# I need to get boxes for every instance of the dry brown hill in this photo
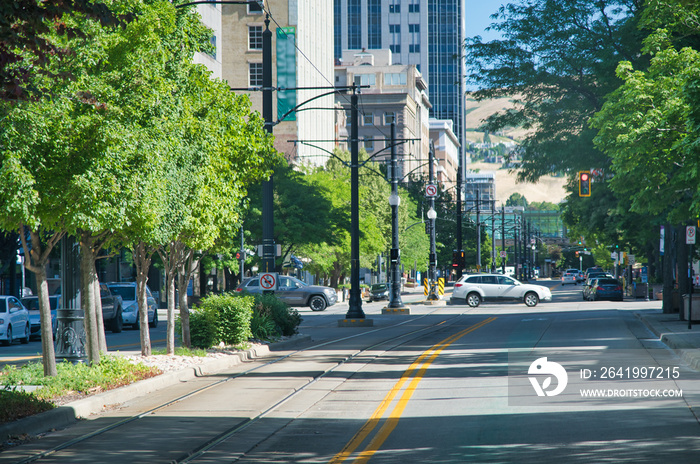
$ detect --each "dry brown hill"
[463,95,567,204]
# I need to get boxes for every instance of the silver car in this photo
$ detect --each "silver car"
[0,296,30,345]
[105,283,158,329]
[451,273,553,308]
[236,275,337,311]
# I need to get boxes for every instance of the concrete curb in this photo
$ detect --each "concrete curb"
[635,312,700,372]
[0,335,310,441]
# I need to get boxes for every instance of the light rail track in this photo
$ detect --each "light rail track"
[11,308,481,464]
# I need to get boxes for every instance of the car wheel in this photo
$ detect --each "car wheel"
[309,295,328,312]
[3,326,12,346]
[149,309,158,328]
[20,324,29,344]
[111,309,123,333]
[466,292,481,308]
[524,292,539,307]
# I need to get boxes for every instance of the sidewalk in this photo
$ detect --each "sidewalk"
[636,310,700,371]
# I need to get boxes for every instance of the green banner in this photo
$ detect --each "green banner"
[277,27,296,121]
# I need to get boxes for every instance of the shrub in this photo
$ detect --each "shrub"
[191,293,254,348]
[253,293,302,338]
[187,305,219,349]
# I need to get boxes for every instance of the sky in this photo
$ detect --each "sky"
[465,1,506,43]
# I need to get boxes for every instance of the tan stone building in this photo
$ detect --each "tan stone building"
[334,49,431,182]
[221,1,335,165]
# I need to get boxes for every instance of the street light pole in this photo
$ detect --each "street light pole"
[427,141,439,300]
[345,88,366,319]
[388,122,405,308]
[261,14,275,274]
[476,189,481,272]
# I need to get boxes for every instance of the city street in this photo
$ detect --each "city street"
[1,282,699,463]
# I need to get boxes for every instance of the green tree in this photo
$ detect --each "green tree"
[465,0,645,182]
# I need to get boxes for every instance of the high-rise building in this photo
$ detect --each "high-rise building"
[334,0,465,151]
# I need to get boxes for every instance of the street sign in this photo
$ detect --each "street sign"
[687,226,696,245]
[425,184,437,197]
[500,250,507,258]
[259,272,278,291]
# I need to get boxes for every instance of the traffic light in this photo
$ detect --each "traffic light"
[235,251,243,260]
[578,171,591,197]
[452,250,465,269]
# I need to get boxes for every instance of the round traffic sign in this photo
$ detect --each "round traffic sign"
[260,273,277,290]
[426,184,437,197]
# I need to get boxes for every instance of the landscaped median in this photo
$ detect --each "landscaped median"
[0,291,305,447]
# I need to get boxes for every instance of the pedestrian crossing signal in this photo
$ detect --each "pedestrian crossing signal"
[578,171,591,197]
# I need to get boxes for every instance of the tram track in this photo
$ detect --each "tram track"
[9,307,483,464]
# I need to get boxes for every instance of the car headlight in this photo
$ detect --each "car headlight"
[124,302,137,313]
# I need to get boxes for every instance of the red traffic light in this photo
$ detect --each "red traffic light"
[235,252,242,260]
[580,173,588,181]
[578,171,591,197]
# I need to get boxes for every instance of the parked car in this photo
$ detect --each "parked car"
[105,282,157,329]
[561,272,577,285]
[0,296,30,345]
[588,278,624,301]
[368,283,390,302]
[235,275,338,311]
[450,274,552,308]
[99,284,124,333]
[21,295,59,340]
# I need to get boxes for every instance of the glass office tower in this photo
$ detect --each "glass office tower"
[334,0,465,147]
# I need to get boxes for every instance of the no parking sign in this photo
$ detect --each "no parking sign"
[259,272,278,291]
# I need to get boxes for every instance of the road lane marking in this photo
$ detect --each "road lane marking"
[329,317,497,464]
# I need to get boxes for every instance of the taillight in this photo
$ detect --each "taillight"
[455,283,463,288]
[615,286,622,291]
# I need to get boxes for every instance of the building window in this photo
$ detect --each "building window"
[249,25,263,50]
[390,24,401,55]
[367,0,381,49]
[249,62,263,87]
[248,1,263,14]
[389,1,400,13]
[384,112,396,125]
[385,73,406,86]
[408,1,419,13]
[409,24,420,54]
[363,113,373,125]
[348,0,361,49]
[355,73,376,87]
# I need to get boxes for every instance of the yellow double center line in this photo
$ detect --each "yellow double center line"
[329,317,497,464]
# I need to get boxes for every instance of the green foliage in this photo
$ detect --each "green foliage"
[184,305,220,349]
[194,293,254,347]
[253,293,302,337]
[0,357,159,402]
[0,388,55,423]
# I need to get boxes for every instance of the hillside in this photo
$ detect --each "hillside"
[463,96,567,204]
[464,96,529,141]
[467,161,568,205]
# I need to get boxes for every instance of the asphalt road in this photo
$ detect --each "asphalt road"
[2,283,699,463]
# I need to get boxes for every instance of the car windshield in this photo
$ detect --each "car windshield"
[0,300,5,313]
[371,284,388,291]
[108,286,136,301]
[598,279,620,285]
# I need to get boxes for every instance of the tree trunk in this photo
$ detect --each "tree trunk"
[157,240,183,356]
[132,241,153,356]
[177,248,200,348]
[79,231,100,365]
[93,276,107,353]
[22,229,59,376]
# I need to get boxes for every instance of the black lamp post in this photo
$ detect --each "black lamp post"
[387,123,405,309]
[426,141,439,300]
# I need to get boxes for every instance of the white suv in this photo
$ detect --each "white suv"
[451,274,553,308]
